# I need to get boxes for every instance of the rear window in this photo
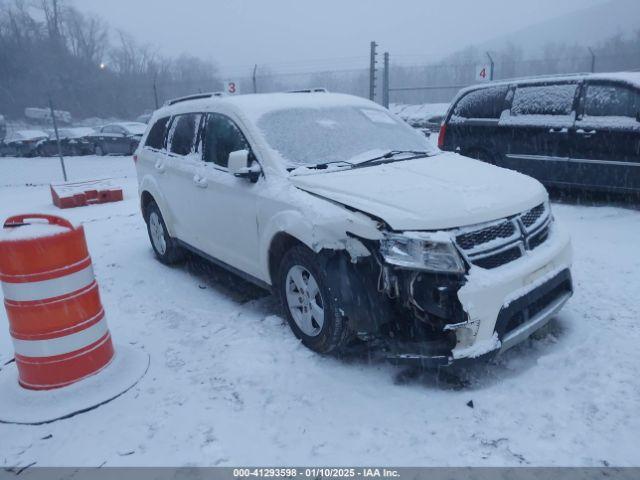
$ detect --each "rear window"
[584,84,640,117]
[145,117,169,149]
[453,86,508,119]
[511,83,577,116]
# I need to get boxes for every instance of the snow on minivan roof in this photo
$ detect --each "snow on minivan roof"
[157,92,384,123]
[454,71,640,98]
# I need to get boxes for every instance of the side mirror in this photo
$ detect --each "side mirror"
[228,149,262,182]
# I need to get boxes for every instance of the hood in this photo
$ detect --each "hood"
[289,152,547,231]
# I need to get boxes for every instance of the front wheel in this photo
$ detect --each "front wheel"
[145,201,184,265]
[277,246,352,354]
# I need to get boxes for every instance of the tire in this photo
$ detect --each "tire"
[144,201,184,265]
[277,245,352,354]
[95,144,105,156]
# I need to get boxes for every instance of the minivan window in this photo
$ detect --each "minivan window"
[453,86,508,119]
[511,83,577,116]
[201,113,249,168]
[145,117,169,150]
[168,113,202,156]
[584,84,639,117]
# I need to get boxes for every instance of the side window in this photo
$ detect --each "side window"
[584,84,639,118]
[201,113,249,168]
[101,125,114,134]
[453,86,508,119]
[145,117,170,149]
[168,113,202,156]
[511,83,578,116]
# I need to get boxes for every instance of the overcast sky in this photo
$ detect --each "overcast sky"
[73,0,608,76]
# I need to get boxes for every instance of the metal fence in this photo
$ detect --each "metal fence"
[385,51,640,106]
[4,50,640,131]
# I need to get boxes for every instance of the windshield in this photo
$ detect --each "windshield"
[256,106,436,167]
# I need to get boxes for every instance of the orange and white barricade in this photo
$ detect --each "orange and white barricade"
[0,214,148,425]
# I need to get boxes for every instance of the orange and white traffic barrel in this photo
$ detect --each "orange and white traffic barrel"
[0,214,114,390]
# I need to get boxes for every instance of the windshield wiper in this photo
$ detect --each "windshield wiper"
[353,150,431,167]
[287,150,432,173]
[287,160,353,172]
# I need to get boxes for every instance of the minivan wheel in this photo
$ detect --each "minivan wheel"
[145,201,184,264]
[277,246,352,354]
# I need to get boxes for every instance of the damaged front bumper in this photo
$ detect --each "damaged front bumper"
[383,223,573,366]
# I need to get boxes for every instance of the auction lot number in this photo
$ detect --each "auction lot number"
[233,468,400,478]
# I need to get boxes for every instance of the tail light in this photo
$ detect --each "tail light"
[437,123,447,150]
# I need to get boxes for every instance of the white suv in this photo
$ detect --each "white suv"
[135,91,573,365]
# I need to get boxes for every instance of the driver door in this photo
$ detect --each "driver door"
[193,113,262,278]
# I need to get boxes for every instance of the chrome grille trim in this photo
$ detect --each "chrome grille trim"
[454,202,551,269]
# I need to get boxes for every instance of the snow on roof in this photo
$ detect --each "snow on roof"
[5,129,49,142]
[58,127,96,138]
[158,92,383,123]
[455,71,640,98]
[390,103,450,123]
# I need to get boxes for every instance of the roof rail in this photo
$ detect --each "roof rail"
[496,72,591,83]
[287,88,329,93]
[164,92,225,106]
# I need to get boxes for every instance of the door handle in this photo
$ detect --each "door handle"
[193,174,208,188]
[154,161,165,173]
[576,128,597,136]
[548,127,568,133]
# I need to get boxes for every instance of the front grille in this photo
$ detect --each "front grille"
[472,246,522,269]
[455,220,516,251]
[521,204,545,229]
[453,202,551,270]
[528,228,549,250]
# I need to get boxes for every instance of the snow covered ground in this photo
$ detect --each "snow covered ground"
[0,154,639,467]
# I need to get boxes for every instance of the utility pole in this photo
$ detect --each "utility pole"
[153,73,159,109]
[48,95,67,182]
[369,41,378,101]
[382,52,390,108]
[588,47,596,73]
[252,64,258,93]
[486,51,495,81]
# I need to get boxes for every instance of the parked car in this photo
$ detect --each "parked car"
[136,112,153,124]
[0,129,49,157]
[0,115,6,143]
[36,127,97,157]
[135,91,573,366]
[93,122,147,155]
[439,72,640,194]
[391,102,450,134]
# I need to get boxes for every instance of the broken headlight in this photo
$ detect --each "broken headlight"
[380,231,465,273]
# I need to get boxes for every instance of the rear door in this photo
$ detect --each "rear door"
[571,81,640,192]
[446,85,509,162]
[499,81,578,186]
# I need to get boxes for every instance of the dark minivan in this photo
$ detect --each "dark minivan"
[439,72,640,194]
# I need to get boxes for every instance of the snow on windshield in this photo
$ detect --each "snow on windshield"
[256,106,435,166]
